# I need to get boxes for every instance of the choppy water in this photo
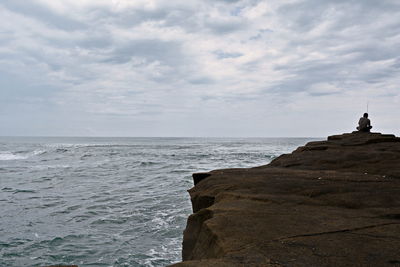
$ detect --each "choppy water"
[0,137,315,267]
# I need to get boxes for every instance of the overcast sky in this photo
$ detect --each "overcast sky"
[1,0,399,137]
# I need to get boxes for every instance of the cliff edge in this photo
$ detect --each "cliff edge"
[171,132,400,267]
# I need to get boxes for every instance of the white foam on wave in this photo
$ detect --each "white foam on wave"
[45,143,117,149]
[0,150,46,161]
[0,152,28,161]
[32,150,46,156]
[45,143,75,149]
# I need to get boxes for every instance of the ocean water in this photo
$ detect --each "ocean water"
[0,137,315,267]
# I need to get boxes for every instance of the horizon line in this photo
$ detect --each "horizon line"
[0,135,323,139]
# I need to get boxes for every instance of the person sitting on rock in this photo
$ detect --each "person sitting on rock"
[357,113,372,132]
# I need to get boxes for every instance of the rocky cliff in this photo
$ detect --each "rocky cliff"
[171,132,400,267]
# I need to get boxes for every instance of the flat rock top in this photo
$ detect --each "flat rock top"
[269,131,400,178]
[172,132,400,267]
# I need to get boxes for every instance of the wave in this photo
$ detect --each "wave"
[31,164,71,170]
[0,150,46,161]
[140,161,160,166]
[0,152,28,161]
[12,189,37,194]
[46,143,140,149]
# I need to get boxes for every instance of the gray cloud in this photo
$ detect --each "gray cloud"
[106,39,183,65]
[1,0,86,31]
[0,0,399,136]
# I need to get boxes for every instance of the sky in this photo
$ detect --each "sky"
[1,0,399,137]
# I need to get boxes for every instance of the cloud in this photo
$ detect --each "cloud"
[0,0,399,136]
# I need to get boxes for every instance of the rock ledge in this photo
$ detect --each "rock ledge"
[171,132,400,267]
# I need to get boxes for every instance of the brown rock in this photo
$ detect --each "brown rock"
[171,132,400,266]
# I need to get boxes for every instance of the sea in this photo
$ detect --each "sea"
[0,137,316,267]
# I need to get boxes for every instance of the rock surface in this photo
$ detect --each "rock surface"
[171,132,400,267]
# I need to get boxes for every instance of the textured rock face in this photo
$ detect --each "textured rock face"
[171,132,400,267]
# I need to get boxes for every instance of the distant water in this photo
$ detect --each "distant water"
[0,137,315,267]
